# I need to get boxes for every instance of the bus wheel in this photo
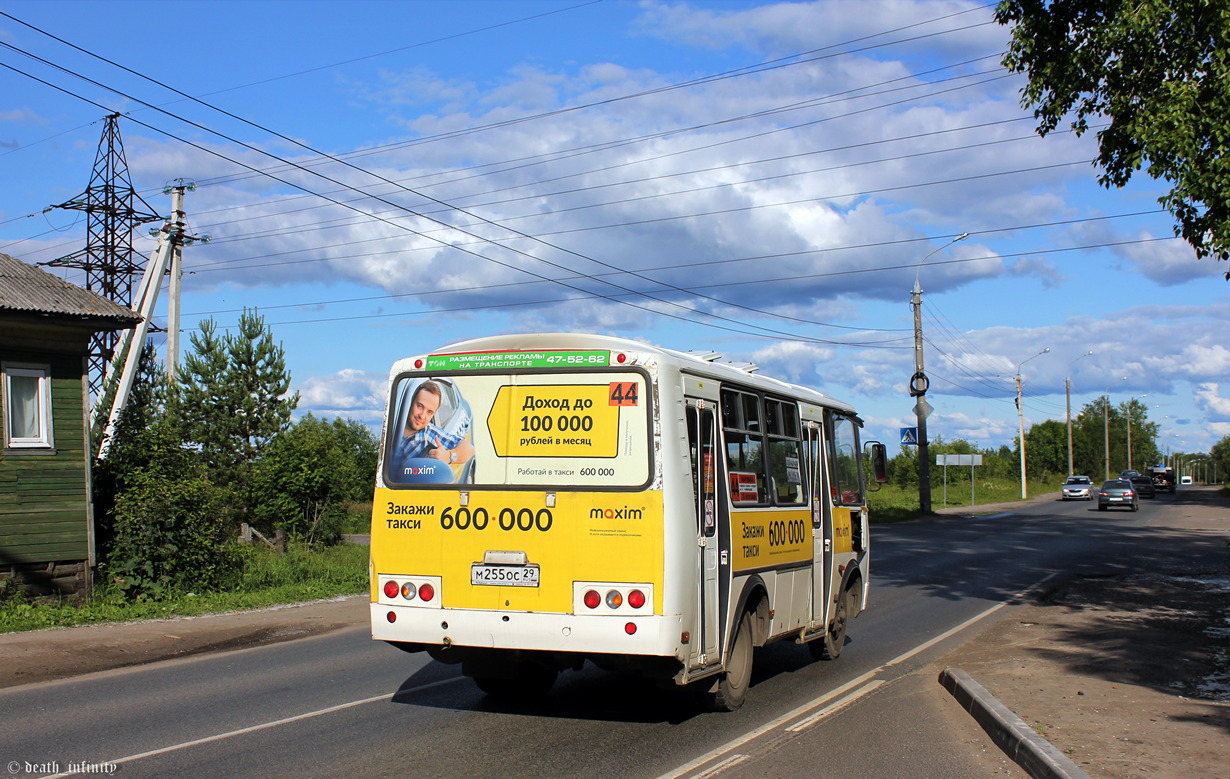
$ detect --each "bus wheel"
[474,663,558,700]
[812,586,851,661]
[707,612,754,711]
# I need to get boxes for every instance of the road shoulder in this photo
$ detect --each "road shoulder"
[0,594,368,690]
[935,487,1230,778]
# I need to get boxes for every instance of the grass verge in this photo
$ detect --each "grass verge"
[0,542,368,634]
[869,477,1062,522]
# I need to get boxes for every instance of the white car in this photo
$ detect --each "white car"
[1180,476,1194,485]
[1062,475,1095,500]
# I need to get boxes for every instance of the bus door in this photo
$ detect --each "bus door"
[805,420,833,626]
[687,400,722,663]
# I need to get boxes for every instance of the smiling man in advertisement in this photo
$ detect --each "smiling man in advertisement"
[389,378,475,484]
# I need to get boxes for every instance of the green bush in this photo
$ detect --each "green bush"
[251,414,377,545]
[104,465,241,600]
[1,542,369,633]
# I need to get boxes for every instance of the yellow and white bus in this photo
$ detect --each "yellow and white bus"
[370,333,886,710]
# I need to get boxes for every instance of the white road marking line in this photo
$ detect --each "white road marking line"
[785,680,885,732]
[689,754,750,779]
[655,672,882,779]
[659,572,1056,779]
[40,677,465,779]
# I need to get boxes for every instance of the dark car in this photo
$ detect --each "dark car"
[1098,479,1139,511]
[1061,475,1094,500]
[1129,475,1156,498]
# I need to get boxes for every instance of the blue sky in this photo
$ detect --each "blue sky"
[2,0,1227,457]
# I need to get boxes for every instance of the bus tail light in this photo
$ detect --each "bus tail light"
[625,622,637,635]
[574,583,653,614]
[378,575,441,608]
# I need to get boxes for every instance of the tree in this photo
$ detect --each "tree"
[251,414,377,545]
[1210,436,1230,482]
[996,0,1230,277]
[92,342,241,599]
[93,342,170,562]
[1024,419,1067,478]
[1121,397,1161,469]
[179,309,299,495]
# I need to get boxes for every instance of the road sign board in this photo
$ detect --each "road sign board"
[936,454,983,466]
[900,427,918,445]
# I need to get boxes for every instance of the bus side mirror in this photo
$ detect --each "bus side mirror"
[866,441,888,484]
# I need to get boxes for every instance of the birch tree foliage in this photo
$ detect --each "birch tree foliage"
[996,0,1230,277]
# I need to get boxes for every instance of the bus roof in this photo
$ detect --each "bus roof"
[400,332,857,415]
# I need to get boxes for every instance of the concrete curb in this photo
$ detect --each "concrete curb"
[939,667,1091,779]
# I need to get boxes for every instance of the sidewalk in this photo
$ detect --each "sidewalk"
[933,486,1230,778]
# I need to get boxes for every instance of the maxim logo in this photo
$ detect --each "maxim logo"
[590,507,644,520]
[403,465,438,475]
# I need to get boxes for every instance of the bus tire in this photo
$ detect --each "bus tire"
[473,663,557,700]
[812,585,852,661]
[707,612,754,712]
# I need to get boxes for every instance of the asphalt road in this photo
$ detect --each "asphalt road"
[0,492,1171,779]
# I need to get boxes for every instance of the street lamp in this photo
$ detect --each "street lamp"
[1065,351,1094,476]
[1015,347,1051,499]
[910,231,969,513]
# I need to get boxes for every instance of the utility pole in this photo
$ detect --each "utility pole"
[910,232,967,514]
[42,114,162,401]
[94,185,205,458]
[1066,351,1093,476]
[1015,347,1050,499]
[1103,397,1111,481]
[162,180,206,384]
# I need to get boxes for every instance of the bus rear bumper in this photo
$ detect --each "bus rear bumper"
[371,602,685,660]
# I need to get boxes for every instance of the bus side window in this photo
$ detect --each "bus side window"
[722,388,767,504]
[766,399,804,505]
[725,430,766,504]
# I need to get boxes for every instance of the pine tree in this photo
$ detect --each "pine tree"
[179,309,298,499]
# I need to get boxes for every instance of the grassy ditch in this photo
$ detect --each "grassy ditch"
[869,477,1062,522]
[0,542,369,634]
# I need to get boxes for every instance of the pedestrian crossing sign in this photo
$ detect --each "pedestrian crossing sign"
[900,427,918,445]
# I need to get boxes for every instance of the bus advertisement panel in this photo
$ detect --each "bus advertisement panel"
[382,369,650,490]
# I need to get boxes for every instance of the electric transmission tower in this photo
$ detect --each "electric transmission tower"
[44,113,163,399]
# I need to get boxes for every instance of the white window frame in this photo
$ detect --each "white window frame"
[3,362,54,449]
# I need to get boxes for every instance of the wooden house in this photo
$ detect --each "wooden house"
[0,253,141,599]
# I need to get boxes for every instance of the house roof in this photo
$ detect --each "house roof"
[0,253,142,325]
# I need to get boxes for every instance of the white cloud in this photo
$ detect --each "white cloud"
[1117,232,1221,285]
[750,340,835,382]
[1194,383,1230,421]
[296,368,387,423]
[1174,345,1230,377]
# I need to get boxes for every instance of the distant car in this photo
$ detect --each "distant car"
[1119,470,1141,479]
[1129,475,1156,498]
[1098,479,1139,511]
[1180,475,1194,485]
[1062,475,1095,500]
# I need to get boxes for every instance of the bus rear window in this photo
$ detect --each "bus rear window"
[383,371,651,489]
